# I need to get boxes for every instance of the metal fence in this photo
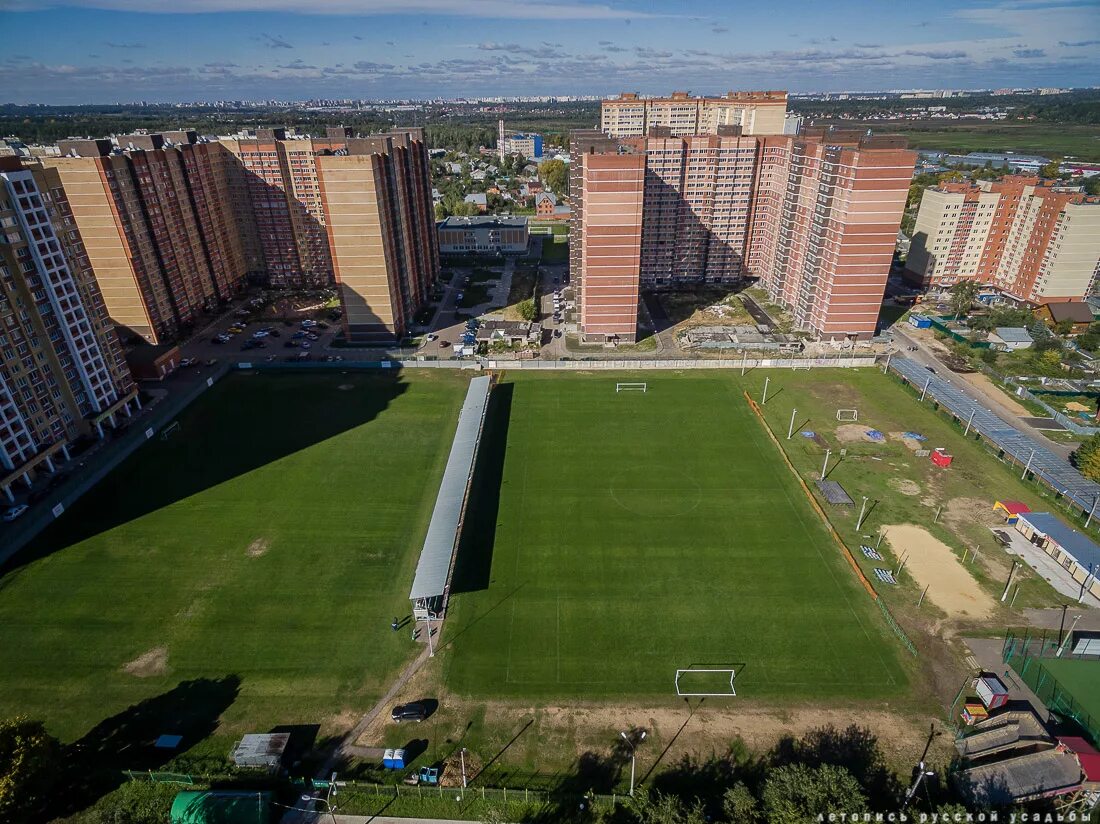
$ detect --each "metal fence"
[979,366,1100,436]
[888,357,1100,514]
[335,780,622,810]
[1002,632,1100,746]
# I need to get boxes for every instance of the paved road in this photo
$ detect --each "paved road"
[892,326,1074,460]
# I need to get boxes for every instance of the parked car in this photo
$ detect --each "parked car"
[426,334,438,342]
[301,342,311,349]
[252,330,269,339]
[284,340,298,348]
[179,358,197,368]
[439,341,451,348]
[211,337,226,345]
[554,329,562,338]
[268,329,281,338]
[291,331,306,339]
[2,504,29,522]
[205,359,218,366]
[390,702,429,723]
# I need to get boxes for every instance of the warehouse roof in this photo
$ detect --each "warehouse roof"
[440,216,528,229]
[409,376,491,602]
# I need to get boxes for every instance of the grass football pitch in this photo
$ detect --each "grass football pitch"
[443,372,911,701]
[0,370,467,743]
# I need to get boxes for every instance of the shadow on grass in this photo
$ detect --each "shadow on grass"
[450,381,513,595]
[53,675,242,818]
[2,369,411,577]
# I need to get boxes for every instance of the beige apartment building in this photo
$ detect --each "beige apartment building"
[0,157,136,503]
[601,91,789,138]
[37,126,437,344]
[570,126,915,342]
[906,176,1100,303]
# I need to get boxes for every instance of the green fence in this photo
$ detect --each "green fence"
[1002,632,1100,747]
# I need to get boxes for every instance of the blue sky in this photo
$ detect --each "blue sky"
[1,0,1098,103]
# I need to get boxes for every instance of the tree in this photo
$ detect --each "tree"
[948,281,981,320]
[0,717,61,822]
[1054,319,1074,336]
[1039,157,1063,179]
[722,782,760,824]
[434,202,449,221]
[538,158,568,195]
[761,763,867,824]
[1072,433,1100,481]
[518,298,537,321]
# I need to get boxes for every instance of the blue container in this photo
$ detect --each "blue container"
[382,748,395,769]
[392,748,406,770]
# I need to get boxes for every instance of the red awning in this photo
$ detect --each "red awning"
[997,500,1032,515]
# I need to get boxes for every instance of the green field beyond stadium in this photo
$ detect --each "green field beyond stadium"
[0,370,467,742]
[443,373,910,701]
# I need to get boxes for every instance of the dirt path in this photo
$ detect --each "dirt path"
[965,371,1034,418]
[884,524,994,619]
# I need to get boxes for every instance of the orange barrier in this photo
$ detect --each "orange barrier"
[743,391,880,601]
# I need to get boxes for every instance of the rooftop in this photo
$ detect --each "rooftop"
[1018,512,1100,571]
[1040,301,1094,323]
[993,327,1034,343]
[440,216,527,229]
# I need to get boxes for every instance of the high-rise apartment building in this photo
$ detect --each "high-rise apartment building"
[570,126,915,342]
[40,126,437,345]
[0,157,137,502]
[905,176,1100,303]
[601,91,789,138]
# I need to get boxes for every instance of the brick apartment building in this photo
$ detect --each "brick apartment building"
[38,126,437,344]
[905,176,1100,304]
[569,126,915,342]
[0,157,137,503]
[601,91,789,138]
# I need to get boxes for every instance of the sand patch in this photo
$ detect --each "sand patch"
[247,537,270,557]
[123,646,168,677]
[966,372,1034,418]
[835,424,884,444]
[884,524,994,619]
[888,478,921,496]
[889,432,926,452]
[944,497,1000,529]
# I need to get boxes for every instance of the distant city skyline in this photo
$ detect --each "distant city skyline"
[2,0,1099,104]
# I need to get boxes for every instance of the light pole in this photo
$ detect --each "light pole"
[300,771,339,824]
[821,448,831,481]
[762,376,770,405]
[857,496,869,530]
[788,408,797,440]
[620,729,647,796]
[460,747,468,789]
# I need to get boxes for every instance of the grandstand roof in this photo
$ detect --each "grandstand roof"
[409,376,491,602]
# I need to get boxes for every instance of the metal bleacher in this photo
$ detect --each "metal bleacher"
[889,357,1100,512]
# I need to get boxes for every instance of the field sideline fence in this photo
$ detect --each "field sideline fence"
[1002,631,1100,746]
[741,390,919,657]
[235,356,878,372]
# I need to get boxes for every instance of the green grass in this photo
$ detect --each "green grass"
[0,371,468,744]
[864,123,1100,162]
[1034,657,1100,724]
[459,283,493,308]
[540,238,568,263]
[442,372,911,701]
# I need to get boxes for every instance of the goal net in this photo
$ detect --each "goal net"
[160,421,181,440]
[836,409,858,422]
[616,383,647,393]
[675,668,737,697]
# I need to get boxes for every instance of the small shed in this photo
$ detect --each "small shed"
[989,327,1034,351]
[170,791,271,824]
[909,314,932,329]
[931,448,954,468]
[231,733,289,771]
[976,674,1010,710]
[993,500,1031,524]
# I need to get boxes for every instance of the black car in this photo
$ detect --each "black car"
[269,329,282,338]
[391,702,428,723]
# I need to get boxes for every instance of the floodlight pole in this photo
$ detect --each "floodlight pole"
[857,496,869,530]
[762,377,770,405]
[787,408,797,440]
[920,378,930,402]
[620,730,646,796]
[1021,449,1034,480]
[460,748,468,789]
[1000,559,1020,602]
[1087,495,1099,529]
[1056,614,1082,656]
[741,350,747,376]
[821,449,831,481]
[1079,564,1096,604]
[883,353,891,374]
[964,410,975,437]
[424,613,435,657]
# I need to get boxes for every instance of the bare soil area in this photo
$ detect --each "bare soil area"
[247,537,270,557]
[884,524,994,619]
[835,424,884,445]
[888,478,921,496]
[122,645,169,677]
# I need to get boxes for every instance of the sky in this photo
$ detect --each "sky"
[1,0,1098,104]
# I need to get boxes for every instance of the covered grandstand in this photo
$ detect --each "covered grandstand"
[409,375,492,619]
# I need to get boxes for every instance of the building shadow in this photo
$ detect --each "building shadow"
[51,675,242,818]
[2,368,410,576]
[449,381,513,594]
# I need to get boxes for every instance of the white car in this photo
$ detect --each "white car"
[252,330,269,339]
[3,504,29,522]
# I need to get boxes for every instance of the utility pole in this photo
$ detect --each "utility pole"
[788,408,797,440]
[883,352,891,374]
[1057,614,1081,656]
[1087,495,1099,529]
[1079,564,1096,604]
[902,724,938,809]
[1057,604,1069,648]
[741,350,747,376]
[1001,559,1020,602]
[964,410,975,437]
[821,448,831,481]
[460,748,468,789]
[920,378,930,402]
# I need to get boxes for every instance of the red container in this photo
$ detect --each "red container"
[931,448,953,468]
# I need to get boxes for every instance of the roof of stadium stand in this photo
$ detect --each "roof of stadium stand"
[409,375,491,601]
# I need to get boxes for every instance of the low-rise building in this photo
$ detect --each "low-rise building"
[463,193,488,213]
[1014,512,1100,602]
[988,327,1034,351]
[438,216,528,254]
[475,319,542,345]
[1035,300,1094,333]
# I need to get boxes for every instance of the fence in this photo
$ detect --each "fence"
[0,362,233,568]
[1002,632,1100,747]
[485,355,878,370]
[334,779,621,810]
[979,365,1100,436]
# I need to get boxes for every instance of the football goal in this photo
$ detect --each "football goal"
[836,409,859,422]
[616,383,647,393]
[160,421,181,440]
[674,667,737,697]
